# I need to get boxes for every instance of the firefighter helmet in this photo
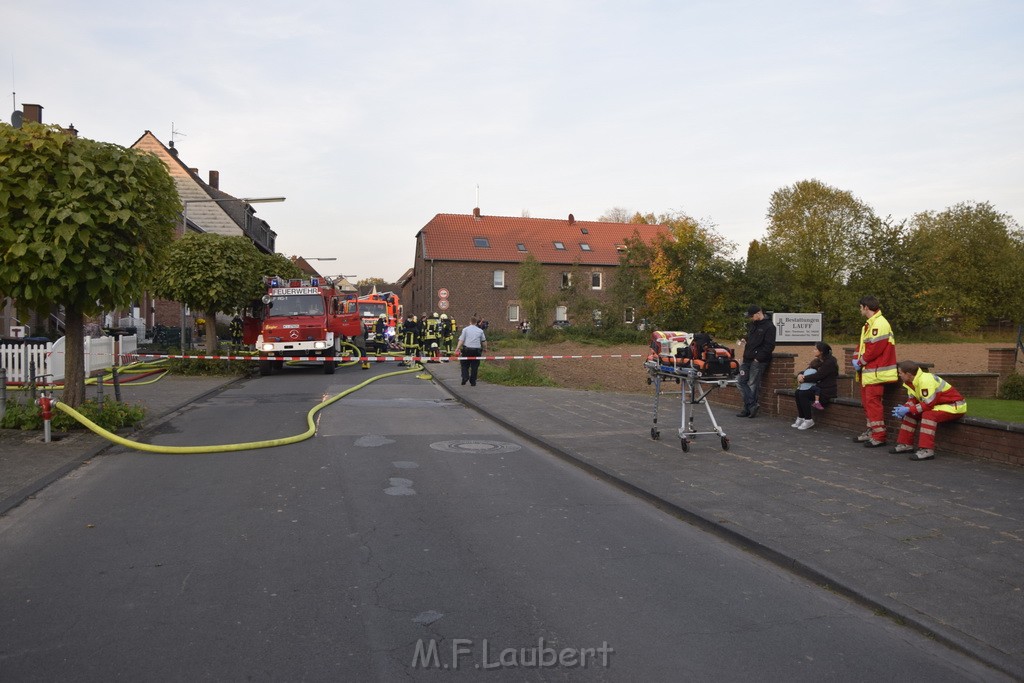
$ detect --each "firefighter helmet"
[440,314,448,320]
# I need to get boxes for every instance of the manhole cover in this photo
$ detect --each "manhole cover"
[429,440,522,454]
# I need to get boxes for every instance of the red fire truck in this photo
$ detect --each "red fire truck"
[340,291,402,349]
[253,276,364,375]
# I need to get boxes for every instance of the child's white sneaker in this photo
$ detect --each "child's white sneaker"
[798,419,815,430]
[791,418,805,428]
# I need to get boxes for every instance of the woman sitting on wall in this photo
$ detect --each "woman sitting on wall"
[792,341,839,430]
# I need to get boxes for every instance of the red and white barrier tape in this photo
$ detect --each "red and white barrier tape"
[134,353,647,362]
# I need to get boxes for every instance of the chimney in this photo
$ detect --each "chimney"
[568,213,575,225]
[209,170,220,189]
[472,207,481,219]
[23,104,43,124]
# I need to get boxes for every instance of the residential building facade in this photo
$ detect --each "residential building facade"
[409,210,667,332]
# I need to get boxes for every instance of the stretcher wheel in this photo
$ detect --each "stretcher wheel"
[650,427,660,440]
[680,438,689,452]
[721,436,730,451]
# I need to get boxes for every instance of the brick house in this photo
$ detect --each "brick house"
[409,210,668,332]
[129,132,280,333]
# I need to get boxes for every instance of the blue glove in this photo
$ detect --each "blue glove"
[892,405,910,419]
[851,358,862,371]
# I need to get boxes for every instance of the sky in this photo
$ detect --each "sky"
[4,0,1022,282]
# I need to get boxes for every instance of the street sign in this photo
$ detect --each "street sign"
[438,299,450,310]
[438,288,449,300]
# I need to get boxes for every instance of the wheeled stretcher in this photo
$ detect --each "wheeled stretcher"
[645,331,740,452]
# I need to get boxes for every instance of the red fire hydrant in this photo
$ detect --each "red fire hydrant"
[37,395,53,443]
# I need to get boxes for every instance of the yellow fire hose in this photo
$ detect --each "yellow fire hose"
[53,362,424,454]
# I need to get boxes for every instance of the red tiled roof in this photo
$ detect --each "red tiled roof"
[418,213,668,265]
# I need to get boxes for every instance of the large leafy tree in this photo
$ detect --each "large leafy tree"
[0,123,179,406]
[762,179,879,325]
[908,201,1024,331]
[156,233,267,353]
[638,212,737,333]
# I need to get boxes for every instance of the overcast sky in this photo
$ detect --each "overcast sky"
[5,1,1022,281]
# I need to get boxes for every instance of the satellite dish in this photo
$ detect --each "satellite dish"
[11,110,23,128]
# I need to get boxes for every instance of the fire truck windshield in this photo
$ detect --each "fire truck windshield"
[268,294,325,317]
[359,303,387,318]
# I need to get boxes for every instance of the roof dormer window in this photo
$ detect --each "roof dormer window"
[580,243,592,251]
[553,241,566,250]
[473,237,490,248]
[516,243,527,252]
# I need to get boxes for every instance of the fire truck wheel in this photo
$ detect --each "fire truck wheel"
[324,358,336,374]
[259,359,273,376]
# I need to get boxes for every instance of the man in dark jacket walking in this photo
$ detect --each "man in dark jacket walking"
[737,305,777,418]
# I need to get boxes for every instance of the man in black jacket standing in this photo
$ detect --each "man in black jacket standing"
[737,305,777,418]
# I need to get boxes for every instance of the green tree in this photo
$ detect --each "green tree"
[908,201,1024,331]
[156,234,266,352]
[518,253,551,337]
[641,212,737,333]
[762,179,879,326]
[0,123,179,406]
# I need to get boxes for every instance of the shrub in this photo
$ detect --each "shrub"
[1,396,146,432]
[169,356,251,376]
[998,373,1024,401]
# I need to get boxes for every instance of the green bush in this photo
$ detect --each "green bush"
[998,373,1024,401]
[478,360,558,387]
[169,356,251,376]
[1,396,146,432]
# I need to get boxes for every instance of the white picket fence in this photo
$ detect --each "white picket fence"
[1,334,139,383]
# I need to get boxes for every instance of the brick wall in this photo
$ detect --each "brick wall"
[410,252,623,332]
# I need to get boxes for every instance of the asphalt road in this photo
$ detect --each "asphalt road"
[0,365,1005,681]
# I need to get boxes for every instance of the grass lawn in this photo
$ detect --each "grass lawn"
[966,398,1024,424]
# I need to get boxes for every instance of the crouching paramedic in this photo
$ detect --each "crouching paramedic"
[889,360,967,461]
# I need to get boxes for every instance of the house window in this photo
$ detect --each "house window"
[591,272,602,290]
[553,241,566,250]
[624,307,636,324]
[561,272,572,289]
[555,305,568,322]
[474,237,490,248]
[580,243,592,251]
[493,270,506,288]
[508,304,520,322]
[516,243,527,252]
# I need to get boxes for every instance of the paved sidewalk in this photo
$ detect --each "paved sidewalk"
[2,365,1022,677]
[426,362,1024,679]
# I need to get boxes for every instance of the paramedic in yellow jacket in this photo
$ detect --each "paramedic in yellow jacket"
[889,360,967,461]
[852,295,898,448]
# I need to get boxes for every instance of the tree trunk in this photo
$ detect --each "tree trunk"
[206,310,219,354]
[62,308,86,407]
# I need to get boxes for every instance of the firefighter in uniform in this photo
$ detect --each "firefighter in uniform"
[852,295,898,447]
[439,313,453,360]
[889,360,967,461]
[422,313,441,362]
[374,314,388,357]
[401,315,419,359]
